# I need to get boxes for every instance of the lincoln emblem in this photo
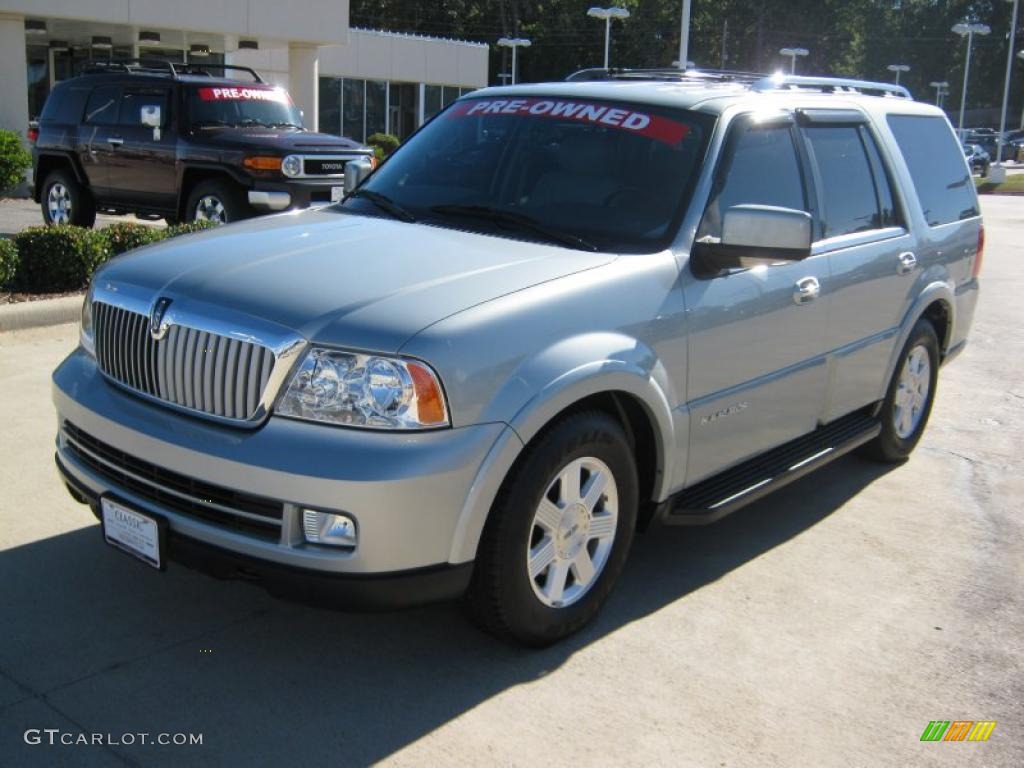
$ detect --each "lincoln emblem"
[150,297,173,340]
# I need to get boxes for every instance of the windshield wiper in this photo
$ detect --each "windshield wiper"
[192,119,230,129]
[429,204,598,252]
[348,189,416,223]
[270,122,304,130]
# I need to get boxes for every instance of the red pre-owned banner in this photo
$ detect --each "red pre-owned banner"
[196,87,291,104]
[446,98,690,145]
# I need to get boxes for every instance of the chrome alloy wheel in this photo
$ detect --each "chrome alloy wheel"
[527,456,618,608]
[194,195,227,224]
[893,344,931,439]
[47,183,72,224]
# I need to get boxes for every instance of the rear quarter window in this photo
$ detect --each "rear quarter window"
[887,115,979,226]
[40,85,90,125]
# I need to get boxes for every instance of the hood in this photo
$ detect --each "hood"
[197,129,366,153]
[95,209,616,352]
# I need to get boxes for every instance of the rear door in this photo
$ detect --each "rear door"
[796,111,917,420]
[683,113,831,483]
[105,86,177,210]
[77,84,121,194]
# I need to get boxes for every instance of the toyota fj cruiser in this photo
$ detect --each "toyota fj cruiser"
[32,60,373,226]
[52,70,981,646]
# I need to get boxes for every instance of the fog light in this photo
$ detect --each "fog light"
[302,509,357,547]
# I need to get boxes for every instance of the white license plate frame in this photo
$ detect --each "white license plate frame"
[101,497,166,570]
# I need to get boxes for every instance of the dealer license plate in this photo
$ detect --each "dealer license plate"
[331,186,344,202]
[101,497,163,570]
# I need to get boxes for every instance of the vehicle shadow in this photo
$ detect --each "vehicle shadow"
[0,454,894,766]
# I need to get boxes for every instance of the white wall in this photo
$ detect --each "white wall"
[0,14,29,134]
[0,0,348,45]
[319,29,488,88]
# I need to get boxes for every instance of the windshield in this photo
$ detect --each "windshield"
[187,85,303,128]
[341,96,712,253]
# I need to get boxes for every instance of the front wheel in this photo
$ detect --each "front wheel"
[860,319,940,463]
[185,179,249,225]
[466,411,638,646]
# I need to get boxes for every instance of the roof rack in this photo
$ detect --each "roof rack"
[77,59,264,83]
[753,74,911,99]
[565,67,913,100]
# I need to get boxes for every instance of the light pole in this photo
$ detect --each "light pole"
[991,0,1020,181]
[930,80,950,107]
[1019,50,1024,129]
[678,0,692,70]
[887,63,910,84]
[587,7,630,69]
[779,47,809,74]
[952,22,991,140]
[497,37,532,85]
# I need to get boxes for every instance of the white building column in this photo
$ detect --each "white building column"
[0,13,29,135]
[288,43,320,132]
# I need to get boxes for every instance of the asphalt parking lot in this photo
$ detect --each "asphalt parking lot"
[0,197,1021,767]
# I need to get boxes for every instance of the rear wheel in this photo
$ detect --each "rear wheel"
[40,169,96,227]
[466,411,638,646]
[185,179,249,225]
[860,319,940,463]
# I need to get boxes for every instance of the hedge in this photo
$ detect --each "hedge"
[0,129,32,196]
[0,238,17,289]
[367,133,400,163]
[3,219,218,293]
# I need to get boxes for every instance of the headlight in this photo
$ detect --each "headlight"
[281,154,302,178]
[276,348,449,429]
[80,287,94,356]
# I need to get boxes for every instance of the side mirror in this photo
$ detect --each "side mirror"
[140,105,161,128]
[343,156,374,195]
[694,204,812,274]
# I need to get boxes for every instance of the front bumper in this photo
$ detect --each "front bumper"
[249,179,346,211]
[52,348,508,601]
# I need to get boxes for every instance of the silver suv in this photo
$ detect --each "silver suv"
[53,72,982,646]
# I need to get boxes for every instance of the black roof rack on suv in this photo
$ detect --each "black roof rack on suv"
[77,59,264,83]
[565,67,912,99]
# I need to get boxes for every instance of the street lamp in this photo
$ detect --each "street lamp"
[1019,50,1024,130]
[952,22,991,140]
[930,80,949,107]
[887,63,910,84]
[991,0,1020,181]
[679,0,692,71]
[779,47,809,74]
[497,37,532,85]
[587,7,630,69]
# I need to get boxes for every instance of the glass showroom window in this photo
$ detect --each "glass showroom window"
[342,78,365,141]
[319,76,342,136]
[424,85,443,121]
[366,80,387,138]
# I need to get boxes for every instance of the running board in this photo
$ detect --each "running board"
[663,410,881,526]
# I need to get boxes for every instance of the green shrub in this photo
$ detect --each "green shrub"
[367,133,400,162]
[0,129,32,196]
[165,220,218,238]
[101,222,165,255]
[0,238,18,289]
[11,225,111,292]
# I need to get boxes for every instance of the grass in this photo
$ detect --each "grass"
[975,172,1024,195]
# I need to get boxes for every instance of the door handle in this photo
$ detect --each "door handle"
[107,137,124,146]
[897,251,917,274]
[793,276,820,305]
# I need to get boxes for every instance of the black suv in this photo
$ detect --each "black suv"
[32,60,374,227]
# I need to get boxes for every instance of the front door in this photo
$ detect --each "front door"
[105,86,177,211]
[683,114,830,483]
[77,84,122,195]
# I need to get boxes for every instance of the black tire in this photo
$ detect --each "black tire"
[184,179,250,225]
[39,168,96,227]
[465,410,638,647]
[860,319,940,463]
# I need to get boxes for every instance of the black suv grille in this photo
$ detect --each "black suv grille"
[62,421,283,540]
[303,158,349,175]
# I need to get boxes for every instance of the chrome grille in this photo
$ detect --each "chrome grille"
[93,302,276,421]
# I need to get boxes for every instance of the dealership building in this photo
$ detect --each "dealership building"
[0,1,489,143]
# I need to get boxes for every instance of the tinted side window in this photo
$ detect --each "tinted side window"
[40,85,90,124]
[119,88,170,127]
[699,122,806,238]
[887,115,979,226]
[805,125,882,238]
[84,86,121,126]
[860,127,900,229]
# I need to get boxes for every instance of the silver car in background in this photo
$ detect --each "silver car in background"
[53,72,981,646]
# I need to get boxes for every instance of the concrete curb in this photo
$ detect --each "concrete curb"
[0,294,83,333]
